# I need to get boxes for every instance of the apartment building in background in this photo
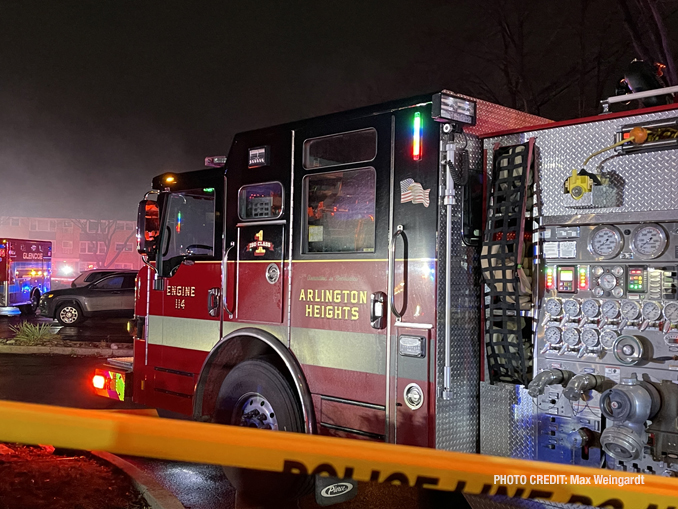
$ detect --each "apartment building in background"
[0,216,141,288]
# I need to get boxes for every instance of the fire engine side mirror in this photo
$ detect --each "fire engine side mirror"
[370,291,387,329]
[137,199,160,257]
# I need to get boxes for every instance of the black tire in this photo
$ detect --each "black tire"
[20,290,41,315]
[214,359,311,504]
[56,302,85,326]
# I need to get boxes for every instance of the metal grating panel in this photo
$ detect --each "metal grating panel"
[435,133,482,452]
[480,382,535,460]
[484,110,678,220]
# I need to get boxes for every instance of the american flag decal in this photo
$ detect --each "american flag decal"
[400,178,430,207]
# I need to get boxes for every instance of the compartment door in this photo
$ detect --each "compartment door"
[236,222,285,324]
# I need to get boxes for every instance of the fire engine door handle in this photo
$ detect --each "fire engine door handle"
[207,288,220,317]
[370,291,386,329]
[222,241,235,319]
[389,225,406,320]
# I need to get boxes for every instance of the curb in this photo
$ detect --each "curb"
[0,344,133,356]
[92,451,186,509]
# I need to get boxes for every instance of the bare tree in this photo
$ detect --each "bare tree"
[460,0,636,117]
[618,0,678,85]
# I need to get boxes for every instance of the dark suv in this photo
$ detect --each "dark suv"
[39,272,136,326]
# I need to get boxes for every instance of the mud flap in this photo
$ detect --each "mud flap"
[314,475,358,506]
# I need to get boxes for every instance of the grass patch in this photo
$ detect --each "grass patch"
[8,322,60,345]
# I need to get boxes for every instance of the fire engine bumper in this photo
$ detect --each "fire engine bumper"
[93,360,133,401]
[0,307,21,316]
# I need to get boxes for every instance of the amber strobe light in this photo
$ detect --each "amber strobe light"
[412,112,422,160]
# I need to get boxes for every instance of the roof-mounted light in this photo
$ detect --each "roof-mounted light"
[205,156,227,167]
[432,92,476,127]
[164,175,176,184]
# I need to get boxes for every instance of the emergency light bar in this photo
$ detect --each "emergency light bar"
[205,156,227,167]
[432,92,476,126]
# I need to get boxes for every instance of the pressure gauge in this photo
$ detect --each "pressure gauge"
[562,328,580,346]
[545,327,562,344]
[593,287,605,297]
[581,329,599,348]
[621,301,641,320]
[589,225,624,259]
[611,266,624,277]
[631,224,668,259]
[563,299,580,317]
[642,301,662,321]
[599,273,618,291]
[601,330,618,349]
[664,302,678,324]
[612,287,624,298]
[545,298,562,316]
[592,266,605,277]
[602,300,620,319]
[582,299,600,318]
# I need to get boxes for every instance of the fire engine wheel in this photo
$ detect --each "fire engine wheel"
[56,303,84,326]
[214,358,311,503]
[215,358,304,432]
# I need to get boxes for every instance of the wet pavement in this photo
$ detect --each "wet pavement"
[0,314,131,343]
[122,456,237,509]
[0,354,143,410]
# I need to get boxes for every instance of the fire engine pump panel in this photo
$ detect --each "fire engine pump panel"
[482,107,678,478]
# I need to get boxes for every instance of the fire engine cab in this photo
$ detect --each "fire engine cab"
[0,239,51,315]
[95,91,544,450]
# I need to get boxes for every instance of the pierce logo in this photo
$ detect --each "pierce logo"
[320,482,353,498]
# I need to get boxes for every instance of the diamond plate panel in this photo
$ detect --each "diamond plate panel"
[480,382,535,460]
[484,110,678,219]
[451,91,551,137]
[435,133,482,452]
[466,495,597,509]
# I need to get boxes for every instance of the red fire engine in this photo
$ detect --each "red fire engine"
[0,239,52,315]
[94,91,545,449]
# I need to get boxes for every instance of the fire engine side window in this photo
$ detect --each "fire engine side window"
[303,128,377,170]
[304,168,376,254]
[163,189,215,259]
[238,182,283,220]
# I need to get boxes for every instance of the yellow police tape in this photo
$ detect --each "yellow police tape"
[1,400,677,508]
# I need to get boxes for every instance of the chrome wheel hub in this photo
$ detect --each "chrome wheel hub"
[59,307,78,324]
[235,393,278,430]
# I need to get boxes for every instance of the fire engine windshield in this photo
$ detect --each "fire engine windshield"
[304,167,376,253]
[162,189,216,259]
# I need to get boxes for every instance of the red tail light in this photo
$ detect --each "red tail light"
[92,375,105,390]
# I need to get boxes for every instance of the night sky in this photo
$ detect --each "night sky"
[1,1,676,220]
